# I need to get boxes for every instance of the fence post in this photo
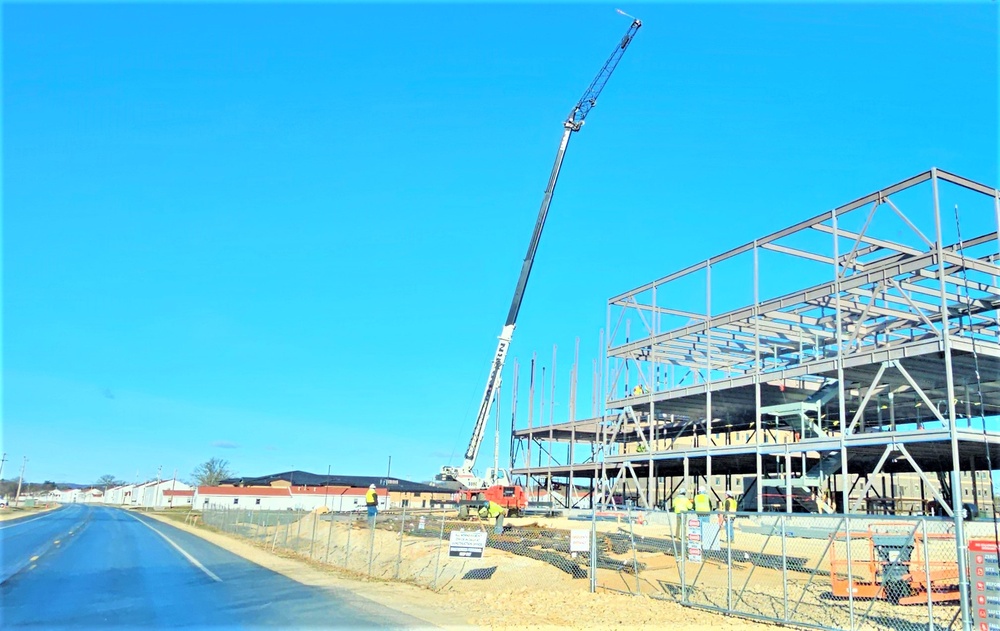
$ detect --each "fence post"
[395,504,407,579]
[845,516,856,631]
[681,515,688,605]
[727,513,733,613]
[325,511,335,564]
[271,516,281,552]
[310,512,318,559]
[780,513,789,623]
[590,499,598,594]
[283,518,290,549]
[295,515,303,552]
[432,513,446,591]
[922,517,934,628]
[626,503,641,595]
[368,510,378,576]
[345,518,353,567]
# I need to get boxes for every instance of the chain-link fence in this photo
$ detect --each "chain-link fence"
[594,508,993,631]
[196,505,596,592]
[192,504,995,631]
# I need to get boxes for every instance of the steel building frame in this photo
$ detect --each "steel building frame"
[512,169,1000,620]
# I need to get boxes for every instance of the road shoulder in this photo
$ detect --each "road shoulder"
[0,504,62,523]
[140,510,473,630]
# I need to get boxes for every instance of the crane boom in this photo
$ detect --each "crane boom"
[440,18,642,488]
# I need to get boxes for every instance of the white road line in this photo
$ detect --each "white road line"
[0,511,60,530]
[124,511,222,582]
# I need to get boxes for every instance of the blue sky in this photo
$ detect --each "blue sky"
[3,3,997,485]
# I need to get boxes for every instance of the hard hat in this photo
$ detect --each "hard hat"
[679,488,686,494]
[482,500,490,508]
[725,491,733,497]
[369,484,376,489]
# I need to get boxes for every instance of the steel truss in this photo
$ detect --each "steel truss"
[511,169,1000,626]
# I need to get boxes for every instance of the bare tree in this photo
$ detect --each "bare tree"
[192,458,234,486]
[96,474,123,488]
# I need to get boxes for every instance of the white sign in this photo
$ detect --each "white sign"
[687,517,704,563]
[448,530,488,558]
[570,529,591,553]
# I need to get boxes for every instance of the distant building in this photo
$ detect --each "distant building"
[163,489,194,508]
[205,470,456,510]
[195,484,378,512]
[102,480,193,509]
[42,488,103,504]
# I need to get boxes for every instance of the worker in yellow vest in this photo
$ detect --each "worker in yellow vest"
[365,484,379,528]
[693,488,712,513]
[672,488,691,537]
[720,491,738,542]
[479,500,507,534]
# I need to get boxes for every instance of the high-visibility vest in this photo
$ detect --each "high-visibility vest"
[480,501,505,519]
[694,493,711,512]
[672,496,691,513]
[722,497,738,512]
[365,489,378,506]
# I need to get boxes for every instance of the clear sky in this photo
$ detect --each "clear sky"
[3,3,997,486]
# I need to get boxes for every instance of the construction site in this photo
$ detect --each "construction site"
[511,167,1000,522]
[398,12,1000,631]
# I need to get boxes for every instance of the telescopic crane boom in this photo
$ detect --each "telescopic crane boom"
[439,17,642,489]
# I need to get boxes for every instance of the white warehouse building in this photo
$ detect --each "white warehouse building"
[195,485,386,512]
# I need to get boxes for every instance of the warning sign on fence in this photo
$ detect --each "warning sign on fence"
[448,530,488,558]
[970,540,1000,631]
[687,517,704,563]
[570,529,590,553]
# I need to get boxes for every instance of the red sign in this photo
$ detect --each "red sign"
[971,540,1000,553]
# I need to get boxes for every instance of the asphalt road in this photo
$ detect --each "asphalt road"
[0,505,429,629]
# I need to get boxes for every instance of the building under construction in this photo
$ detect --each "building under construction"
[512,168,1000,519]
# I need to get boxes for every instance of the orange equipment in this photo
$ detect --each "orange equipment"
[456,485,527,518]
[829,523,960,605]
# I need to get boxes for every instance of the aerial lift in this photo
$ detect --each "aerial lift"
[438,15,642,492]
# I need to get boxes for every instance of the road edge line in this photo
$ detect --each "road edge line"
[124,510,222,583]
[0,507,64,530]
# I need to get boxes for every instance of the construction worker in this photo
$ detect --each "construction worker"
[479,500,506,534]
[720,491,738,542]
[365,484,379,528]
[694,488,712,513]
[671,488,691,538]
[632,385,643,397]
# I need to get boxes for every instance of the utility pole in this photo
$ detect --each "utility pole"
[170,469,177,509]
[387,456,391,478]
[14,457,27,507]
[0,453,7,481]
[325,465,331,511]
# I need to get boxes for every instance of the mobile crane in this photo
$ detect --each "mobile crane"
[438,15,642,491]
